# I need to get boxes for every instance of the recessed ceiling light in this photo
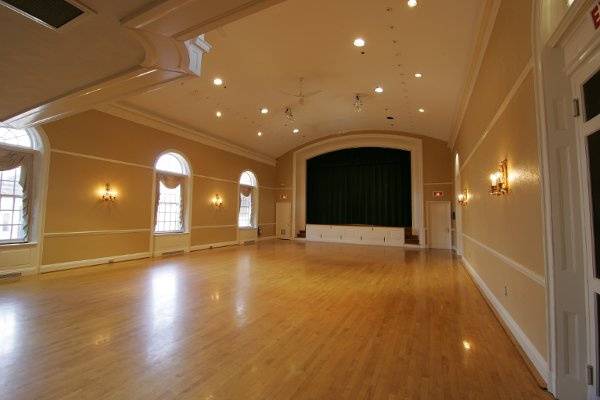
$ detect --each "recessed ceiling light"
[418,108,425,113]
[257,131,263,136]
[213,77,223,86]
[374,86,384,94]
[407,0,418,8]
[353,38,365,47]
[216,111,222,118]
[414,73,423,78]
[293,128,300,134]
[260,107,269,114]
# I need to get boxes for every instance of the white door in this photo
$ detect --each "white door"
[427,201,451,249]
[574,56,600,399]
[276,202,292,239]
[541,48,589,399]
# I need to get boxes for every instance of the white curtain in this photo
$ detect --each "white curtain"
[155,173,186,229]
[0,148,33,238]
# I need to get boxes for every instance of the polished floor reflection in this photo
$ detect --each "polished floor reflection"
[0,241,551,399]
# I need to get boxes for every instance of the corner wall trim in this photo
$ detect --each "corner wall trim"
[462,233,545,287]
[40,252,151,273]
[461,256,549,384]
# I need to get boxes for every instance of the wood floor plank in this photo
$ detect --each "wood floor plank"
[0,241,552,399]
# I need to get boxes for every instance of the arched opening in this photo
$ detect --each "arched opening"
[154,151,191,233]
[238,170,258,228]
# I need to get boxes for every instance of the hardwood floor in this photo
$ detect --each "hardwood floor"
[0,241,551,400]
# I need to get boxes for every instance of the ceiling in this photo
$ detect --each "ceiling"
[0,0,155,121]
[121,0,485,158]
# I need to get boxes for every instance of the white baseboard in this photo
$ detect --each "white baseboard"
[461,256,549,384]
[40,252,151,273]
[190,240,238,252]
[0,266,38,276]
[257,236,276,241]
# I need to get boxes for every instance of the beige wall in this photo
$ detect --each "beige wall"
[41,110,278,265]
[452,0,547,361]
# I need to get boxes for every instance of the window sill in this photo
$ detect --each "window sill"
[153,232,188,236]
[0,241,38,249]
[238,226,257,231]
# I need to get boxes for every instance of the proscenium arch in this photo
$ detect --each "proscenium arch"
[292,133,424,243]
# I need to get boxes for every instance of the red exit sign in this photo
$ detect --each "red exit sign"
[593,1,600,30]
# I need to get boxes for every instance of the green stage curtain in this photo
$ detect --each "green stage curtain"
[306,147,411,227]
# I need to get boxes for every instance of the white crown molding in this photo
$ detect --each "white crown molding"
[97,102,276,166]
[2,0,280,129]
[461,256,549,384]
[424,182,453,186]
[449,0,501,150]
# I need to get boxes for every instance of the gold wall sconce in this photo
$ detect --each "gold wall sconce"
[101,183,118,202]
[211,194,223,208]
[489,159,509,196]
[457,189,470,206]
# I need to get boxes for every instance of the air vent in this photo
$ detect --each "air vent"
[1,0,87,29]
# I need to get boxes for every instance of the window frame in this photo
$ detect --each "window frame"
[0,129,39,245]
[238,170,258,229]
[153,152,190,235]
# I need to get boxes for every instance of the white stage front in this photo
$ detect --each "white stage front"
[306,224,406,247]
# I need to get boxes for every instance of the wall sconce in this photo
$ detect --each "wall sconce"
[489,159,509,196]
[457,189,470,206]
[211,194,223,208]
[101,183,118,202]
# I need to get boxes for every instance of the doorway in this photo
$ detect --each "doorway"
[427,201,451,249]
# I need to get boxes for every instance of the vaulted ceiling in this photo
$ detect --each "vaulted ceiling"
[120,0,485,158]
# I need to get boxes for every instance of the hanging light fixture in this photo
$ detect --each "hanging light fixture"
[285,107,295,121]
[353,94,363,112]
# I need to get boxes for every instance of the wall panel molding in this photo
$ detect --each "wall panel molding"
[44,229,151,238]
[463,232,546,287]
[459,59,534,173]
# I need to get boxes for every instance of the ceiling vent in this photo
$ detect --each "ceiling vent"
[1,0,91,30]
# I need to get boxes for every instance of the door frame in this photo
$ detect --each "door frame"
[573,52,600,399]
[533,0,600,396]
[426,201,452,250]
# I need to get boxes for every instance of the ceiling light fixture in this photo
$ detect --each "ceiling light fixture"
[257,131,263,137]
[407,0,418,8]
[418,108,425,113]
[354,95,363,112]
[293,128,300,134]
[285,107,295,122]
[414,73,423,78]
[213,77,223,86]
[374,86,384,94]
[260,107,269,114]
[216,111,222,118]
[353,38,365,47]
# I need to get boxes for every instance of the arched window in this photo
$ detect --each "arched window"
[0,127,38,243]
[154,152,190,233]
[238,170,258,228]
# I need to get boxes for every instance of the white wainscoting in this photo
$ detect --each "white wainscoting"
[153,233,190,256]
[0,243,39,275]
[306,224,405,247]
[239,228,258,243]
